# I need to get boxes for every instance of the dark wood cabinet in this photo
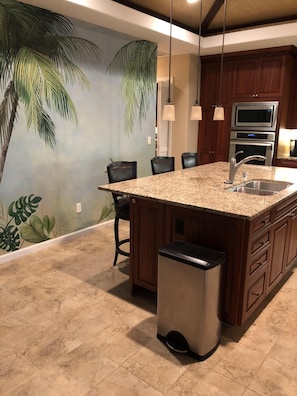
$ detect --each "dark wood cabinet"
[130,192,297,326]
[286,56,297,128]
[286,208,297,272]
[268,216,288,293]
[199,60,233,164]
[198,46,297,165]
[198,106,231,164]
[233,55,286,100]
[130,197,165,293]
[276,159,297,168]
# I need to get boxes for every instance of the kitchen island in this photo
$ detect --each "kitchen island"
[99,162,297,326]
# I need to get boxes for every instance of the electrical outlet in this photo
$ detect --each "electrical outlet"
[147,136,152,145]
[76,202,82,213]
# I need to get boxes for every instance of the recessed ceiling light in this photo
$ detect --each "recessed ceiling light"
[187,0,199,4]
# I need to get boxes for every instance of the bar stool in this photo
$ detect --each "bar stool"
[181,152,198,169]
[107,161,137,266]
[151,156,175,175]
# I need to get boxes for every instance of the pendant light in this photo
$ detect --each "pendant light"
[162,0,175,121]
[190,0,203,121]
[213,0,227,121]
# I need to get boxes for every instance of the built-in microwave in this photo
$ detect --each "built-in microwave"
[231,101,279,131]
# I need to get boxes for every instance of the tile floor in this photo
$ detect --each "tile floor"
[0,222,297,395]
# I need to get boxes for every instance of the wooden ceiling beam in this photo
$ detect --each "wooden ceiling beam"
[201,0,224,35]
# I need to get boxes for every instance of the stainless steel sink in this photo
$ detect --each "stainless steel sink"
[228,179,293,196]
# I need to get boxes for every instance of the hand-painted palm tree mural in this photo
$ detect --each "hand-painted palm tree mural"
[108,40,157,134]
[0,0,102,183]
[0,1,157,255]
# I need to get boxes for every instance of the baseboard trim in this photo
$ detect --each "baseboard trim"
[0,220,114,265]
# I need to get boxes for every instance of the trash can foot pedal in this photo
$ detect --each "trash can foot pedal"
[165,331,188,354]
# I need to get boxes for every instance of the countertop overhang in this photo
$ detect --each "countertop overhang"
[98,162,297,220]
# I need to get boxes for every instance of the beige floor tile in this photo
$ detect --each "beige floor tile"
[248,356,297,396]
[53,340,119,390]
[0,223,296,395]
[8,366,89,396]
[268,332,297,368]
[165,367,246,396]
[215,344,266,387]
[0,345,39,394]
[86,366,163,395]
[238,322,281,355]
[122,337,191,393]
[92,319,152,365]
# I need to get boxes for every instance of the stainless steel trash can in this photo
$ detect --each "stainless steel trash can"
[157,240,225,361]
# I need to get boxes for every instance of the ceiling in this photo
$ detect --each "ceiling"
[21,0,297,56]
[113,0,297,36]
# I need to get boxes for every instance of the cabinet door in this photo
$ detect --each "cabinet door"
[233,59,259,99]
[233,55,285,100]
[285,209,297,272]
[267,216,289,293]
[286,59,297,128]
[130,198,164,293]
[198,107,231,164]
[200,60,234,106]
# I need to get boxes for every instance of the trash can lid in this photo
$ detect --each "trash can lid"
[159,240,225,270]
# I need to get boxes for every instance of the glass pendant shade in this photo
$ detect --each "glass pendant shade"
[190,104,202,120]
[162,103,175,121]
[213,105,224,120]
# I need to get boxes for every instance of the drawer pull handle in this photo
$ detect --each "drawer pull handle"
[252,291,260,297]
[257,261,264,266]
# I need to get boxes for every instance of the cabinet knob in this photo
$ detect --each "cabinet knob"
[252,291,260,297]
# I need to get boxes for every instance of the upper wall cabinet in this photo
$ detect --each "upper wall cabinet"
[232,55,286,100]
[200,60,234,106]
[286,56,297,129]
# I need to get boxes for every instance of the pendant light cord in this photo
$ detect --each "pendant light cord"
[194,0,203,105]
[167,0,173,103]
[218,0,227,106]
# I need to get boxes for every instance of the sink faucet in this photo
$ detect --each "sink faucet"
[225,151,267,184]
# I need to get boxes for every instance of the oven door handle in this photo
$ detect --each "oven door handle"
[230,140,274,148]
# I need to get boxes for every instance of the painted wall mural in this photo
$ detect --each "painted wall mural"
[0,1,157,256]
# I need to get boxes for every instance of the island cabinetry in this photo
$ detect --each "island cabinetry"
[232,55,286,100]
[286,208,297,272]
[242,211,272,323]
[163,204,247,326]
[130,197,165,293]
[272,195,297,276]
[129,191,297,326]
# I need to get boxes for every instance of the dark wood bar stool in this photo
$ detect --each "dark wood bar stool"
[181,152,198,169]
[151,156,175,175]
[107,161,137,266]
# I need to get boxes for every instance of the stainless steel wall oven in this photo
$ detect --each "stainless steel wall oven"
[229,131,275,166]
[229,101,279,166]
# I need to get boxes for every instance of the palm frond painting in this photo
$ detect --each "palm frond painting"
[0,0,102,183]
[108,40,157,134]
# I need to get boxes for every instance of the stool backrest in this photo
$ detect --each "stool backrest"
[151,156,175,175]
[107,161,137,203]
[181,152,198,169]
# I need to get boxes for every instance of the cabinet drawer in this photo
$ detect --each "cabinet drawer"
[245,271,267,313]
[250,211,271,236]
[250,231,270,256]
[274,196,297,222]
[248,248,270,277]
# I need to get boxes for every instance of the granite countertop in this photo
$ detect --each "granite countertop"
[98,162,297,220]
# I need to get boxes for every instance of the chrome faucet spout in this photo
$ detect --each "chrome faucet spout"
[225,151,267,184]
